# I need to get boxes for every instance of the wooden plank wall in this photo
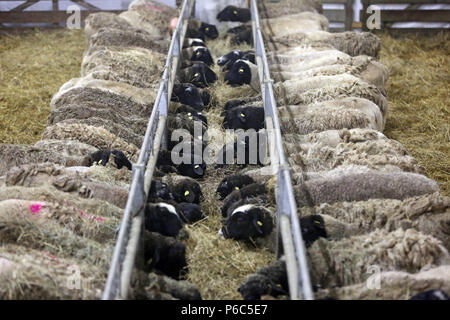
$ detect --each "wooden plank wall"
[0,0,123,27]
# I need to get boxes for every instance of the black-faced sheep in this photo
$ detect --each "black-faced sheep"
[186,20,219,40]
[143,231,188,280]
[178,62,218,88]
[82,149,132,170]
[161,174,203,204]
[217,6,251,23]
[238,259,288,300]
[144,203,183,237]
[230,28,253,45]
[171,83,206,110]
[218,49,255,71]
[174,105,208,125]
[216,174,255,200]
[224,59,259,90]
[141,272,202,300]
[181,46,214,67]
[176,202,205,224]
[410,290,449,300]
[148,180,176,203]
[157,149,206,179]
[221,183,268,217]
[219,204,274,240]
[223,106,265,131]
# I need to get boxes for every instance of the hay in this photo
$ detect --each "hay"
[0,29,85,144]
[380,32,449,197]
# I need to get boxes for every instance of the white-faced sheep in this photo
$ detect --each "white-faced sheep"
[260,12,329,37]
[308,228,449,289]
[292,166,440,207]
[257,0,322,19]
[139,272,202,300]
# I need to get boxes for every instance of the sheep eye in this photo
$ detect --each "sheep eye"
[184,190,190,196]
[238,68,244,73]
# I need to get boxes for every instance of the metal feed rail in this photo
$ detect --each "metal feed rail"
[250,0,314,300]
[102,0,195,300]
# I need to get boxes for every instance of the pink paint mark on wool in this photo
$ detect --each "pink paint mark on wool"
[79,210,88,218]
[29,203,43,215]
[146,4,163,11]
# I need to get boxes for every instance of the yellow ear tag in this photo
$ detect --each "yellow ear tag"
[235,186,239,190]
[233,10,238,15]
[314,220,321,224]
[205,27,209,31]
[240,113,245,117]
[194,73,199,77]
[257,221,263,226]
[276,284,282,288]
[184,190,190,196]
[239,68,244,73]
[196,51,201,56]
[97,159,103,165]
[187,112,191,116]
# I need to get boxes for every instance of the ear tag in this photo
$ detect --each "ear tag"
[189,116,193,120]
[239,68,244,73]
[187,112,191,116]
[233,10,238,15]
[194,73,200,77]
[194,165,199,168]
[235,186,239,190]
[240,113,245,117]
[257,221,263,226]
[184,190,190,196]
[314,220,321,224]
[196,51,201,56]
[98,159,103,165]
[205,27,209,31]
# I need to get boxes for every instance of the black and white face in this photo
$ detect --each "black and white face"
[217,5,251,22]
[199,22,219,39]
[221,205,273,240]
[223,106,249,129]
[224,60,252,86]
[172,83,205,110]
[189,46,214,66]
[145,203,183,238]
[186,38,205,48]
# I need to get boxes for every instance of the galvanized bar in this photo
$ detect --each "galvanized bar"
[250,0,314,300]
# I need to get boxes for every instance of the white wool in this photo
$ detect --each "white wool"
[231,204,255,216]
[157,202,178,217]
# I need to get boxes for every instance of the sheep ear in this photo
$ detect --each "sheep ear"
[252,216,264,234]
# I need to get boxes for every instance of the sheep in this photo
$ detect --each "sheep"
[410,290,449,300]
[148,180,176,203]
[167,113,208,139]
[42,122,140,161]
[83,149,132,171]
[0,199,116,243]
[171,83,207,111]
[230,28,253,45]
[186,20,219,40]
[157,149,206,179]
[216,174,255,200]
[278,98,385,134]
[52,118,144,149]
[224,59,260,91]
[119,1,180,38]
[308,228,449,289]
[219,204,274,241]
[269,56,389,91]
[181,46,214,67]
[173,105,208,125]
[0,185,123,220]
[81,46,166,89]
[273,74,388,116]
[292,166,440,207]
[144,203,184,237]
[307,229,449,288]
[314,266,450,300]
[260,12,329,37]
[221,183,268,217]
[86,28,168,56]
[143,231,188,280]
[283,135,423,174]
[0,143,90,176]
[238,259,288,300]
[4,163,130,209]
[141,272,202,300]
[48,102,148,137]
[183,37,205,48]
[0,199,113,268]
[223,105,265,131]
[258,0,322,18]
[161,174,203,204]
[177,62,218,88]
[265,30,382,59]
[217,49,255,71]
[51,80,154,117]
[34,139,98,158]
[298,191,450,250]
[0,245,105,300]
[84,12,150,42]
[176,203,205,224]
[217,5,251,22]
